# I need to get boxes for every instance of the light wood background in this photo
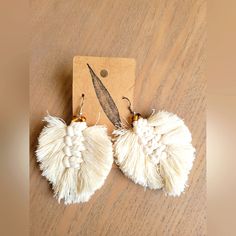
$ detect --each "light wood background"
[30,0,206,235]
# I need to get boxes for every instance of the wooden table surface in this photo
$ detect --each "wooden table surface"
[30,0,206,235]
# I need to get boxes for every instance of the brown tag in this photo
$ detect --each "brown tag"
[73,56,136,134]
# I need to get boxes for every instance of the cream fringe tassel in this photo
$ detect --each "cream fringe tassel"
[36,115,113,204]
[113,111,195,196]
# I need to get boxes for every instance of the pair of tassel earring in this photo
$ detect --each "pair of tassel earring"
[36,65,195,204]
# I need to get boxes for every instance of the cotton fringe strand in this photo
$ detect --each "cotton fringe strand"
[113,111,195,196]
[36,115,113,204]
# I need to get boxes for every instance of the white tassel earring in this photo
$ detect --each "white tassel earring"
[86,64,195,197]
[36,94,113,204]
[113,97,196,197]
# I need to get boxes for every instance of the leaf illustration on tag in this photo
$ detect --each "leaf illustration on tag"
[87,64,122,128]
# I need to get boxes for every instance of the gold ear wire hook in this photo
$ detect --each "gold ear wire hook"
[122,96,141,122]
[122,96,134,115]
[79,93,85,116]
[72,94,86,122]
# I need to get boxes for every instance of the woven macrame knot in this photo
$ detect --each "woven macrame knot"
[133,118,167,165]
[63,122,87,169]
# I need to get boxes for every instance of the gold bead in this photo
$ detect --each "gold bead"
[132,113,141,121]
[78,115,86,122]
[72,116,79,122]
[72,115,86,122]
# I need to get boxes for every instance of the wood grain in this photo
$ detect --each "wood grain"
[30,0,206,235]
